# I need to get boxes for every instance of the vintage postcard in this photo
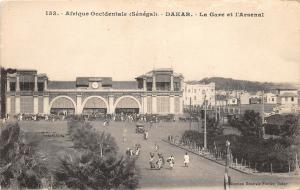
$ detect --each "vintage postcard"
[0,0,299,190]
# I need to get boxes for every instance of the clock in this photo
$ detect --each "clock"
[91,82,99,89]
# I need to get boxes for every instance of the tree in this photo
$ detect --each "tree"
[231,110,263,138]
[69,121,118,155]
[280,115,299,138]
[206,117,223,137]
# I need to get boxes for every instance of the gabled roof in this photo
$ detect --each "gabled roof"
[48,81,76,89]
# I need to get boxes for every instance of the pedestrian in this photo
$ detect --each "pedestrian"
[156,157,163,169]
[158,153,165,167]
[19,114,23,121]
[184,152,190,167]
[167,155,175,169]
[135,147,140,156]
[149,152,155,169]
[129,148,134,156]
[144,130,149,140]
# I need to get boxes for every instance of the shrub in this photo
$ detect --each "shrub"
[54,120,140,190]
[180,127,300,172]
[264,115,299,138]
[54,152,139,190]
[0,122,49,188]
[229,136,299,172]
[181,130,203,147]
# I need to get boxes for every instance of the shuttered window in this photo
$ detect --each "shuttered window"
[11,96,15,114]
[38,96,44,113]
[157,96,170,114]
[147,97,152,113]
[20,96,34,113]
[175,96,180,113]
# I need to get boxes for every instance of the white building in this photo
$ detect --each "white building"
[240,92,250,105]
[270,89,299,114]
[182,81,215,107]
[277,89,298,106]
[263,92,277,104]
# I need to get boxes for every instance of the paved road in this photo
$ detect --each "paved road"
[92,121,300,190]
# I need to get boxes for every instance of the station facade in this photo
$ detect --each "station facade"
[5,68,184,116]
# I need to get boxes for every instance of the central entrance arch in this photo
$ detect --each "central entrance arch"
[81,96,109,115]
[49,96,76,115]
[114,96,141,114]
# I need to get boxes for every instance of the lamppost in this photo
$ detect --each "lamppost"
[224,140,231,190]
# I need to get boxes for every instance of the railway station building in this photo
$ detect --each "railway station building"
[4,68,184,116]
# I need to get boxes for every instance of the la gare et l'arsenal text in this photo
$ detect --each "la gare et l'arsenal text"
[198,12,264,17]
[164,12,264,17]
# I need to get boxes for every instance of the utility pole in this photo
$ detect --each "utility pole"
[262,90,265,138]
[295,153,299,175]
[214,104,217,121]
[239,93,242,116]
[189,97,192,130]
[204,95,207,150]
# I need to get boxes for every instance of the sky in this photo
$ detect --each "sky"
[0,0,300,83]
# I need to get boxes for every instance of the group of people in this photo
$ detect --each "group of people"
[149,152,190,170]
[149,152,166,169]
[5,112,176,124]
[12,113,64,122]
[126,146,141,157]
